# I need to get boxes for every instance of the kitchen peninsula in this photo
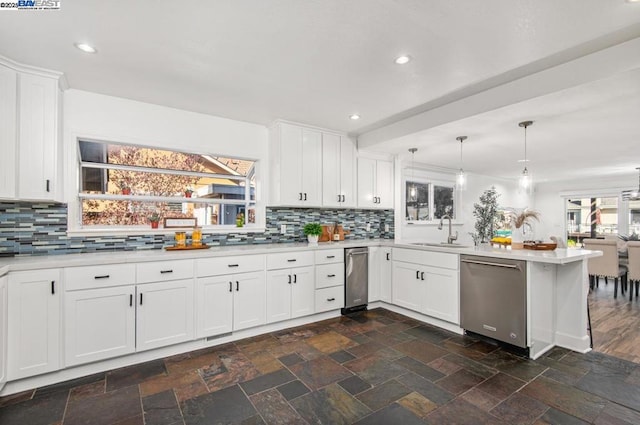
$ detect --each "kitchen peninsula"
[0,241,600,396]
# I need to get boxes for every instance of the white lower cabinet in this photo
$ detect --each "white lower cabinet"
[136,279,194,352]
[233,272,267,331]
[368,246,392,302]
[0,275,7,390]
[422,267,459,324]
[7,269,61,380]
[266,266,315,323]
[65,285,136,366]
[315,286,344,313]
[392,262,424,312]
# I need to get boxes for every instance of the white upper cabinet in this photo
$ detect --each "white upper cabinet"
[322,133,356,207]
[0,66,17,199]
[0,58,63,202]
[357,157,394,209]
[270,122,322,206]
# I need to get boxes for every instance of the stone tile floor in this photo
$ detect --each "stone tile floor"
[1,308,640,424]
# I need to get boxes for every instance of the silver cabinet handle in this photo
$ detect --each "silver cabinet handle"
[327,297,336,301]
[327,274,336,277]
[327,255,335,259]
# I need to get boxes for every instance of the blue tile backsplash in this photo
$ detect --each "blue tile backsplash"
[0,202,394,256]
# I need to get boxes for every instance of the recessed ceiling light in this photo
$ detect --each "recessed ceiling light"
[349,114,360,120]
[74,43,97,53]
[394,55,411,65]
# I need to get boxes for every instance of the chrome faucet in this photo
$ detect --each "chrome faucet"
[438,214,458,244]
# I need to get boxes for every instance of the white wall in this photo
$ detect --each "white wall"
[62,89,268,228]
[395,160,533,244]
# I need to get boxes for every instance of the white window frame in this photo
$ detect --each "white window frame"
[69,137,264,236]
[402,167,460,225]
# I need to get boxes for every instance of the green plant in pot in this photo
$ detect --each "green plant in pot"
[148,213,161,229]
[303,222,322,245]
[472,186,500,244]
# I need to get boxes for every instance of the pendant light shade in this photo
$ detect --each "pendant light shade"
[518,121,534,193]
[456,136,467,191]
[408,148,417,202]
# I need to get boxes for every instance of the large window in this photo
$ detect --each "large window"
[78,140,257,230]
[405,179,456,222]
[566,197,618,247]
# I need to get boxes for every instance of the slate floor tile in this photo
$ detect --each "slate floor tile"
[140,370,204,397]
[435,368,485,395]
[443,353,497,379]
[0,390,34,409]
[278,353,304,367]
[439,339,487,360]
[353,402,425,425]
[181,385,256,425]
[202,351,261,392]
[479,350,548,382]
[346,341,386,358]
[536,407,589,425]
[0,388,68,425]
[364,329,413,346]
[338,375,372,395]
[289,356,353,390]
[106,359,167,392]
[65,385,142,425]
[276,380,310,401]
[521,375,607,422]
[245,350,283,374]
[576,368,640,412]
[393,339,448,365]
[142,389,183,425]
[290,383,371,425]
[403,325,453,344]
[398,372,455,406]
[422,398,509,425]
[460,387,502,411]
[394,356,445,382]
[33,372,105,399]
[249,388,305,425]
[397,391,437,419]
[356,379,411,411]
[68,380,106,402]
[475,372,526,400]
[428,357,462,376]
[344,353,408,386]
[239,368,295,395]
[306,330,358,354]
[594,401,640,425]
[329,350,356,364]
[489,392,549,425]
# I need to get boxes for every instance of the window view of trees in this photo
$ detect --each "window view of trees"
[79,141,256,228]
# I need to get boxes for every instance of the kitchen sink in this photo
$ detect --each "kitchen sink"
[411,242,470,248]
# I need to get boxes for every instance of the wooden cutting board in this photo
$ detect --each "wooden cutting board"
[319,225,345,242]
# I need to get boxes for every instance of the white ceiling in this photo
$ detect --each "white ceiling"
[1,0,639,182]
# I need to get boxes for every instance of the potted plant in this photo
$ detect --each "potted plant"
[184,187,194,198]
[148,213,161,229]
[236,212,244,227]
[506,208,540,249]
[472,187,500,244]
[119,181,131,195]
[303,222,322,245]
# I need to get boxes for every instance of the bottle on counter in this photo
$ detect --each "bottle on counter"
[333,222,341,241]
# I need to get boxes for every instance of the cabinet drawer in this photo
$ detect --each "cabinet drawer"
[392,248,458,270]
[314,249,344,265]
[315,263,344,289]
[267,251,314,270]
[136,259,194,283]
[65,264,136,291]
[315,286,344,313]
[197,255,265,277]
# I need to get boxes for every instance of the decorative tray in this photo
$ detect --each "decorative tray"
[164,244,211,251]
[523,243,557,251]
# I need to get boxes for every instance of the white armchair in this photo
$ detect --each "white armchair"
[583,238,628,298]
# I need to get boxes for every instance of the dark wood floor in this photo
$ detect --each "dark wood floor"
[2,308,640,424]
[589,277,640,363]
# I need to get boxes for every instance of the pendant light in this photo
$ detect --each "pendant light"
[518,120,534,193]
[408,148,418,202]
[456,136,467,190]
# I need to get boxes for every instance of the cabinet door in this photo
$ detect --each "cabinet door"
[367,247,380,302]
[0,66,17,199]
[196,276,233,338]
[17,73,58,201]
[266,269,292,324]
[234,271,267,331]
[7,269,60,380]
[423,267,459,324]
[279,123,303,205]
[0,276,7,389]
[357,157,376,208]
[321,133,341,207]
[380,248,393,302]
[301,128,322,206]
[136,279,194,352]
[375,159,394,209]
[339,136,356,207]
[65,286,136,366]
[291,266,315,319]
[391,262,422,312]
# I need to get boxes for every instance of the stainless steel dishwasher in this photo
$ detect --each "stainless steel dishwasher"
[342,247,368,314]
[460,255,527,348]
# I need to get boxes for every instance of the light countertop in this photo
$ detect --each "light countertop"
[0,239,601,275]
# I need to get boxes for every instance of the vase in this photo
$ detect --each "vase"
[511,226,524,249]
[150,221,159,229]
[185,192,192,198]
[307,235,319,245]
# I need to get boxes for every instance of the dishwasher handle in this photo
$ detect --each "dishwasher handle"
[348,252,368,256]
[460,258,519,269]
